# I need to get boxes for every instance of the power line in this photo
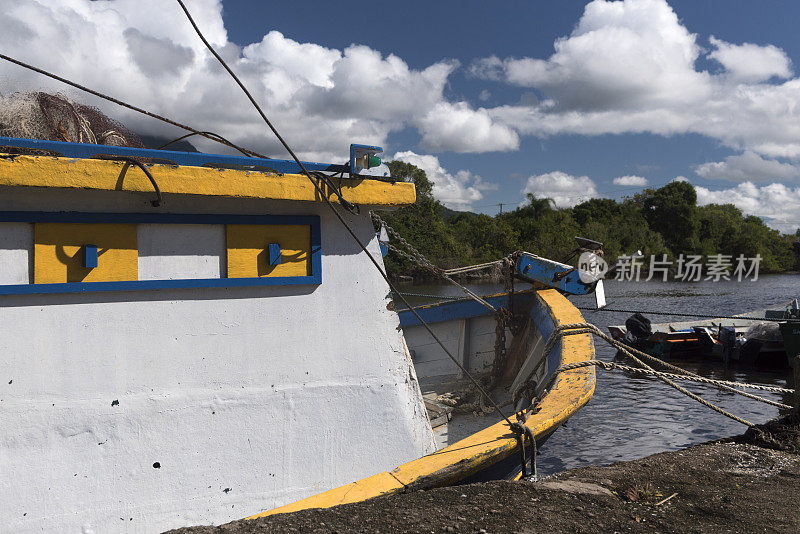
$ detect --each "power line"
[172,0,517,427]
[473,180,676,210]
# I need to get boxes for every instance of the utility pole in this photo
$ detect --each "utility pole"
[499,203,504,214]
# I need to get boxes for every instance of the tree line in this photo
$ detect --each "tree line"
[377,160,800,279]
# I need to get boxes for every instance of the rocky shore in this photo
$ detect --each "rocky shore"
[169,430,800,534]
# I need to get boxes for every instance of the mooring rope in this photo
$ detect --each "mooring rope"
[551,323,791,409]
[392,291,465,302]
[443,260,504,276]
[530,323,794,426]
[555,360,794,394]
[577,306,800,323]
[371,212,503,313]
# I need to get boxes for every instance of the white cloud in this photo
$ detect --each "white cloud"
[392,151,494,210]
[0,0,510,160]
[672,176,689,182]
[708,36,792,82]
[473,0,710,110]
[416,102,519,153]
[612,175,648,186]
[695,151,800,182]
[695,182,800,233]
[471,0,800,160]
[521,171,599,208]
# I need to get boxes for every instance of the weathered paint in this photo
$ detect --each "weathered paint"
[403,314,501,380]
[33,223,138,283]
[0,185,435,532]
[0,153,416,206]
[226,224,310,278]
[397,291,536,327]
[250,289,596,518]
[515,253,596,295]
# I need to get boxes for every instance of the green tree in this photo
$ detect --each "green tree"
[641,181,699,253]
[371,160,795,279]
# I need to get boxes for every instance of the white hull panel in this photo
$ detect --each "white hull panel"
[0,190,435,533]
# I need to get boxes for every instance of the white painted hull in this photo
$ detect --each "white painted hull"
[0,189,435,532]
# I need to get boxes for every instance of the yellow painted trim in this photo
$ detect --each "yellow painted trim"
[255,472,405,516]
[248,289,595,519]
[226,225,311,278]
[34,223,138,283]
[0,154,416,206]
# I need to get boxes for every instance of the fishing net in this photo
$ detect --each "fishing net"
[0,91,144,154]
[744,321,782,342]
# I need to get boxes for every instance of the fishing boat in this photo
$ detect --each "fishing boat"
[0,136,598,532]
[608,300,800,368]
[251,253,601,518]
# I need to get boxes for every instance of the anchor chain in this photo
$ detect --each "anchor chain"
[493,307,512,381]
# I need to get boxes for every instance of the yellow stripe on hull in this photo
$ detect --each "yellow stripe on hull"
[248,289,595,518]
[0,154,416,206]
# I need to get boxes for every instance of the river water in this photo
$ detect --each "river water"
[401,274,800,476]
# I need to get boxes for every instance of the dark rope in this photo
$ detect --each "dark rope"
[99,156,162,207]
[173,0,357,212]
[510,422,537,480]
[157,131,258,157]
[576,306,800,323]
[172,0,516,427]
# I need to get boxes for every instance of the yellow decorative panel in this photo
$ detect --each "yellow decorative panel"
[226,225,311,278]
[34,223,138,283]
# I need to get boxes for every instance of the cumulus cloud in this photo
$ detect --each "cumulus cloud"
[708,36,792,82]
[695,151,800,182]
[416,102,519,153]
[0,0,511,160]
[392,151,494,210]
[521,171,599,208]
[695,182,800,233]
[612,175,648,186]
[471,0,800,159]
[472,0,710,110]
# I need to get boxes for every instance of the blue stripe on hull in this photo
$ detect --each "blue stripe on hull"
[398,292,535,327]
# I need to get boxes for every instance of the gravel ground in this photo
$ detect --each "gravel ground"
[168,434,800,533]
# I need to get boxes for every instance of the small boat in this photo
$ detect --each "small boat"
[0,135,598,531]
[609,300,800,368]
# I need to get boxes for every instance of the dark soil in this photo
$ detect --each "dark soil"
[168,437,800,534]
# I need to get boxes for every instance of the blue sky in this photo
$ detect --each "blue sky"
[223,0,800,227]
[2,0,800,230]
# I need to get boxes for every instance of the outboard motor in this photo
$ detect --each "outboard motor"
[623,313,652,345]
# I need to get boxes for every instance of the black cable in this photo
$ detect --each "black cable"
[101,156,162,207]
[173,0,515,427]
[310,170,358,214]
[173,0,360,212]
[0,53,258,158]
[157,131,258,157]
[0,8,516,428]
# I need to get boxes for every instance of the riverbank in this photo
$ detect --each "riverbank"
[169,430,800,533]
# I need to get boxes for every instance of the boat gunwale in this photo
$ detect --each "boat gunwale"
[0,152,416,206]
